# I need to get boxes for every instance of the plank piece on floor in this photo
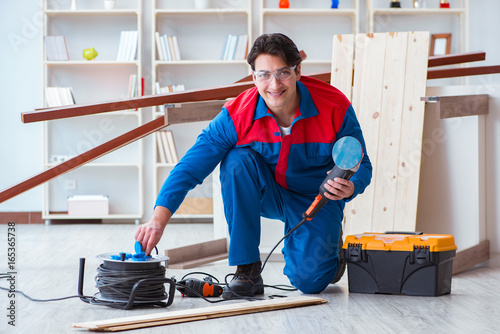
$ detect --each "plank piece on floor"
[73,296,327,331]
[165,237,228,269]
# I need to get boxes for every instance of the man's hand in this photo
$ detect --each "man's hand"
[135,206,172,255]
[323,177,355,201]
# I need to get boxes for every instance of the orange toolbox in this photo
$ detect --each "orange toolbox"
[343,232,457,296]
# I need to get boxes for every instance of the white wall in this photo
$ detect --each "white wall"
[0,1,43,210]
[1,0,500,253]
[416,85,500,253]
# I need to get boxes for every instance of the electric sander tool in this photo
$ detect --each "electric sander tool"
[303,136,364,220]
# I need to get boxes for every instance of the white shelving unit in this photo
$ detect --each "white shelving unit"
[368,0,469,53]
[259,0,360,74]
[41,0,143,224]
[151,0,252,221]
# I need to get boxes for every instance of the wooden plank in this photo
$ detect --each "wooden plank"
[22,63,496,123]
[22,81,254,124]
[426,94,489,119]
[428,65,500,80]
[331,34,354,99]
[22,72,331,124]
[344,33,387,236]
[165,100,226,125]
[175,197,214,215]
[428,51,486,67]
[73,296,327,331]
[343,32,429,235]
[105,316,209,332]
[452,240,490,275]
[0,101,229,204]
[371,32,409,233]
[393,31,430,232]
[0,117,167,204]
[165,237,228,269]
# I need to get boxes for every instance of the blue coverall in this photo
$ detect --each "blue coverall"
[156,75,372,293]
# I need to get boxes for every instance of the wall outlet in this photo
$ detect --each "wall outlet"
[65,179,77,191]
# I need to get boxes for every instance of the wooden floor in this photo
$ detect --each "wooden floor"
[2,223,500,333]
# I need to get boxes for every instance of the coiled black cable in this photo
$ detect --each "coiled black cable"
[93,264,168,303]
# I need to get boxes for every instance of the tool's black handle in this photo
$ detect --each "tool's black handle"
[318,165,355,196]
[302,166,355,221]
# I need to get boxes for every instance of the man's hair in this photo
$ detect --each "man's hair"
[247,33,302,71]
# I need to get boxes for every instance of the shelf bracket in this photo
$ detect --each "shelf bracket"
[421,94,489,119]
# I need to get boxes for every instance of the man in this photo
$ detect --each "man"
[136,33,372,299]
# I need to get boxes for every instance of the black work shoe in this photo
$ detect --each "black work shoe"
[221,261,264,299]
[331,228,346,284]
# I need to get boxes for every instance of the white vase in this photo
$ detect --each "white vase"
[104,0,116,10]
[70,0,77,10]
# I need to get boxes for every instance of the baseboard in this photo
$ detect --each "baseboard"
[165,238,228,269]
[0,211,43,224]
[452,240,490,275]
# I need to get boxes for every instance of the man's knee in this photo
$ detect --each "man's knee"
[288,271,334,294]
[285,258,338,294]
[220,147,259,177]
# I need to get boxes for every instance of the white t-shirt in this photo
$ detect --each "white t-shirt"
[280,125,291,136]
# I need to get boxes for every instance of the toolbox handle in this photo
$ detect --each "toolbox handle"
[384,231,423,235]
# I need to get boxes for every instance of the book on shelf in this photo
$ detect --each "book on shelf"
[128,74,137,98]
[154,82,186,94]
[45,87,75,107]
[116,31,138,61]
[128,74,144,111]
[172,36,181,61]
[128,75,144,97]
[157,130,178,164]
[45,35,69,61]
[156,132,168,163]
[165,130,179,164]
[155,82,185,113]
[234,34,248,60]
[155,32,165,61]
[155,32,181,61]
[222,34,248,61]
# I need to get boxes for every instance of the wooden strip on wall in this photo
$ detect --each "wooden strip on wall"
[344,33,387,236]
[394,31,430,231]
[331,34,354,99]
[371,32,409,233]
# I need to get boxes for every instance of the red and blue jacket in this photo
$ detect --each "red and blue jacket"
[155,75,372,212]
